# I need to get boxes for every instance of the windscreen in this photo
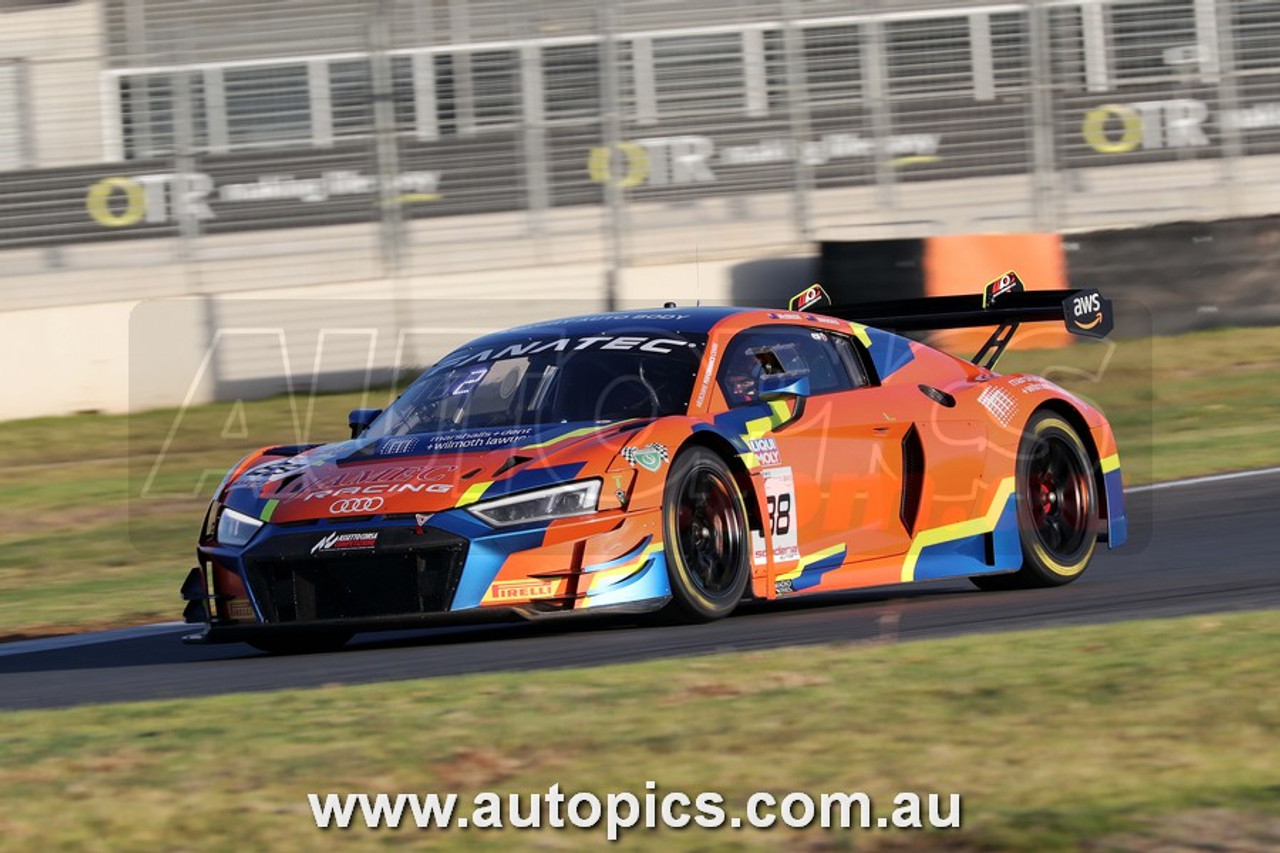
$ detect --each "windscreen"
[365,332,706,438]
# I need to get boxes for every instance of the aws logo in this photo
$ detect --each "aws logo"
[1063,289,1113,339]
[1071,292,1102,327]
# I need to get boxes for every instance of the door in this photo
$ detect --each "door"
[716,324,913,591]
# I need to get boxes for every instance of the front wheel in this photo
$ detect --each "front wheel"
[660,447,751,622]
[972,411,1099,591]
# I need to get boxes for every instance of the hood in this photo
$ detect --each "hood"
[225,420,645,524]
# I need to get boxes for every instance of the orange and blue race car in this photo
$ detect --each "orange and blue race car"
[181,272,1125,653]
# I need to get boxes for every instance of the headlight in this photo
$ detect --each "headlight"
[216,506,264,546]
[467,480,602,527]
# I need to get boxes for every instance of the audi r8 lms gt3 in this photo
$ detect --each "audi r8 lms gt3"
[181,272,1126,653]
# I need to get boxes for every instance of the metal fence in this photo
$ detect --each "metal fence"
[3,0,1280,311]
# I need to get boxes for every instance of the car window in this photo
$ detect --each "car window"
[832,334,874,388]
[718,326,859,408]
[364,332,707,436]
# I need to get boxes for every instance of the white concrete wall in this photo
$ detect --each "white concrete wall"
[0,299,136,418]
[0,252,783,421]
[0,0,104,168]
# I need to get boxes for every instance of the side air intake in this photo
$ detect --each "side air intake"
[900,425,924,534]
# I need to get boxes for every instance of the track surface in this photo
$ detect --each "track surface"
[4,472,1279,711]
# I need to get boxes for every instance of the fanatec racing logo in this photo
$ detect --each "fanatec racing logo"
[329,497,385,515]
[437,336,696,369]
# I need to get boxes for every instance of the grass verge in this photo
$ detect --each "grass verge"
[1,326,1278,637]
[2,611,1279,851]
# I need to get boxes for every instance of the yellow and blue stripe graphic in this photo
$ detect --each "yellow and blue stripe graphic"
[776,544,847,592]
[1100,453,1127,548]
[900,477,1020,582]
[582,536,668,607]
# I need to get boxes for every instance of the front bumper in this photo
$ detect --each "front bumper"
[183,506,669,642]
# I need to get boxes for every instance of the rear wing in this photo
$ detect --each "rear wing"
[791,272,1113,370]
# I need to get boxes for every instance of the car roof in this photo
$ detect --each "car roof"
[461,305,750,350]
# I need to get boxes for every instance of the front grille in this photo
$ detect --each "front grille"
[243,534,467,623]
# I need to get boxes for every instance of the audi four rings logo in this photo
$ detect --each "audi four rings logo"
[329,497,385,514]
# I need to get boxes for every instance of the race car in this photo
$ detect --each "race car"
[181,271,1125,653]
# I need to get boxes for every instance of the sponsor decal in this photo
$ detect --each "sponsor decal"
[789,284,830,312]
[380,436,419,455]
[227,599,256,621]
[775,578,794,596]
[983,271,1024,307]
[978,386,1018,427]
[238,456,311,485]
[449,366,490,396]
[621,443,670,472]
[1070,292,1102,327]
[329,496,385,514]
[1009,376,1059,396]
[1063,289,1114,338]
[314,464,456,489]
[611,472,630,507]
[438,337,693,369]
[763,467,799,563]
[694,341,720,408]
[746,437,782,467]
[414,513,433,534]
[488,579,560,601]
[310,531,379,555]
[402,427,536,454]
[304,482,452,500]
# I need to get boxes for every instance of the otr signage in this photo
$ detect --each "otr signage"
[85,173,216,228]
[587,132,942,188]
[83,169,444,228]
[1081,99,1210,153]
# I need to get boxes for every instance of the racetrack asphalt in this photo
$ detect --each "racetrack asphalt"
[2,470,1278,711]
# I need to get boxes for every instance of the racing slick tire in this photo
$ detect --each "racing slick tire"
[660,447,751,622]
[971,410,1099,591]
[248,631,353,655]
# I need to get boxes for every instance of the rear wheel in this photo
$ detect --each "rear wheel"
[661,447,751,621]
[972,411,1098,591]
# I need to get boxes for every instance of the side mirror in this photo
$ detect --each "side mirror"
[757,372,810,401]
[348,408,382,439]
